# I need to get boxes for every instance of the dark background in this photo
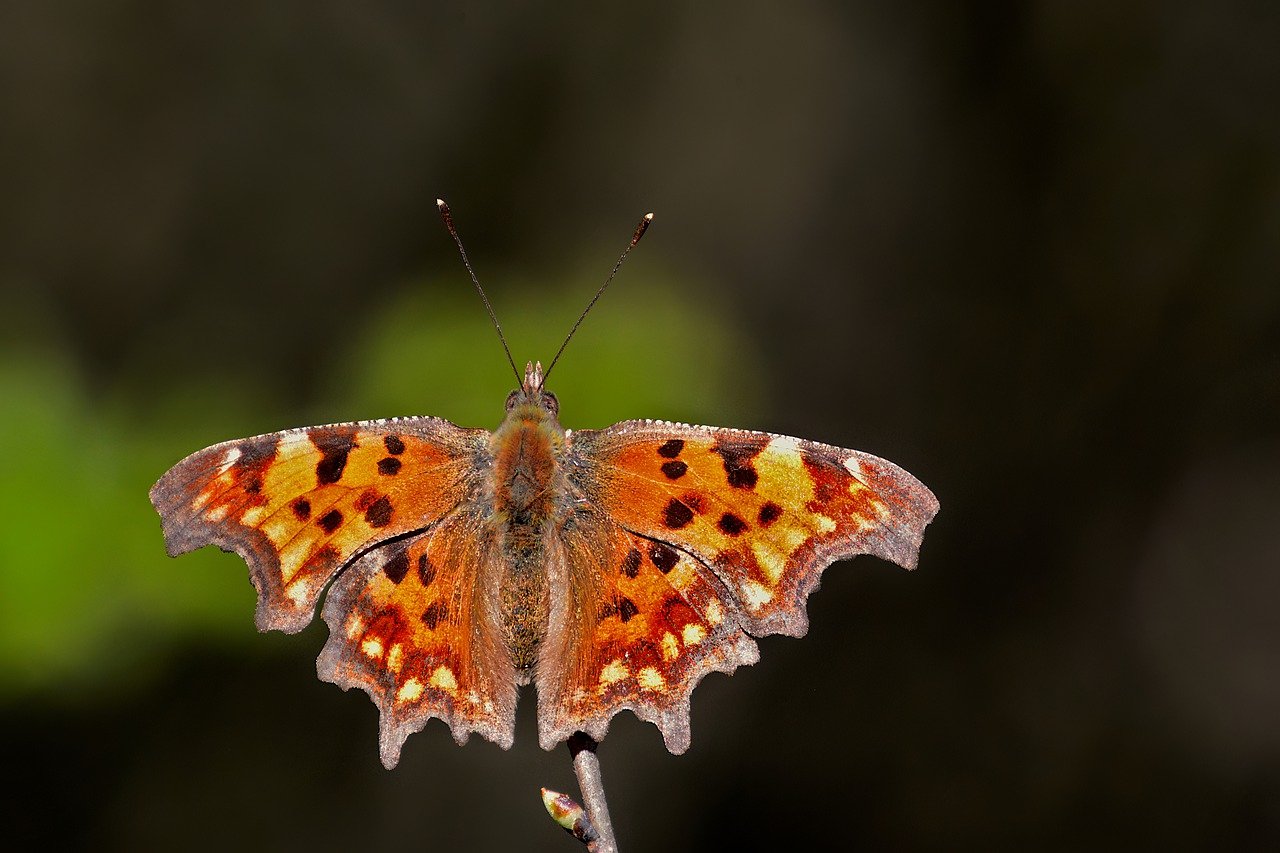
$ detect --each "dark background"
[3,3,1279,850]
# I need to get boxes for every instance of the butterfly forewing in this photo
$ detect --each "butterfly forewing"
[565,421,939,638]
[149,418,489,633]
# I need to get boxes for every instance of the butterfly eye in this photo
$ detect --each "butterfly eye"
[542,391,559,416]
[505,390,520,411]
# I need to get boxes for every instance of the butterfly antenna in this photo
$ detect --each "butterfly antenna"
[540,211,654,390]
[437,198,522,386]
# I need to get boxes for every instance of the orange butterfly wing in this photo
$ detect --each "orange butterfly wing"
[150,419,484,632]
[537,509,759,751]
[539,420,938,750]
[318,510,516,767]
[150,418,516,766]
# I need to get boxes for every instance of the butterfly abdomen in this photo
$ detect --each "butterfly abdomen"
[490,403,568,675]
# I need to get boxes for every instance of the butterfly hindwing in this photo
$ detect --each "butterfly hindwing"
[318,510,517,768]
[536,509,759,752]
[566,419,939,643]
[149,418,489,633]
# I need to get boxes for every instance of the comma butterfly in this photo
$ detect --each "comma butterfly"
[150,202,939,768]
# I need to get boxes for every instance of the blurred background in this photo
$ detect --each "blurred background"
[2,2,1278,849]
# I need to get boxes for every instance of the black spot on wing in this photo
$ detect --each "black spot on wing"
[711,439,763,490]
[313,429,357,485]
[377,457,402,476]
[318,509,343,534]
[384,434,405,455]
[758,502,782,526]
[649,542,679,573]
[663,498,694,529]
[657,439,684,459]
[417,554,436,587]
[618,597,639,623]
[364,496,393,528]
[717,512,748,536]
[421,601,446,630]
[660,460,688,479]
[620,548,642,578]
[383,550,410,584]
[292,498,311,521]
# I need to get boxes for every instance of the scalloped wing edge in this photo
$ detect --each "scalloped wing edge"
[569,420,939,641]
[314,631,516,769]
[537,629,760,753]
[149,433,318,634]
[149,415,479,636]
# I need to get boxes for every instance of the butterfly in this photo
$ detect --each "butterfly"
[149,202,939,769]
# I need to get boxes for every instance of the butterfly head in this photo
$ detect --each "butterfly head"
[505,360,559,417]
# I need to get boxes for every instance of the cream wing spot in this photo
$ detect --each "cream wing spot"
[260,513,294,546]
[239,505,269,526]
[206,504,229,523]
[429,665,458,692]
[284,579,310,606]
[665,557,699,591]
[277,430,314,457]
[752,540,788,583]
[361,637,384,658]
[681,622,707,646]
[637,667,666,691]
[278,531,320,584]
[599,659,628,687]
[705,600,724,626]
[742,579,774,610]
[755,436,818,509]
[397,678,424,702]
[850,481,891,521]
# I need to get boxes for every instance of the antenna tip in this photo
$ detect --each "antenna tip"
[437,198,456,231]
[630,212,654,247]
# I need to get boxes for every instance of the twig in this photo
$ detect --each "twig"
[541,733,619,852]
[570,733,618,852]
